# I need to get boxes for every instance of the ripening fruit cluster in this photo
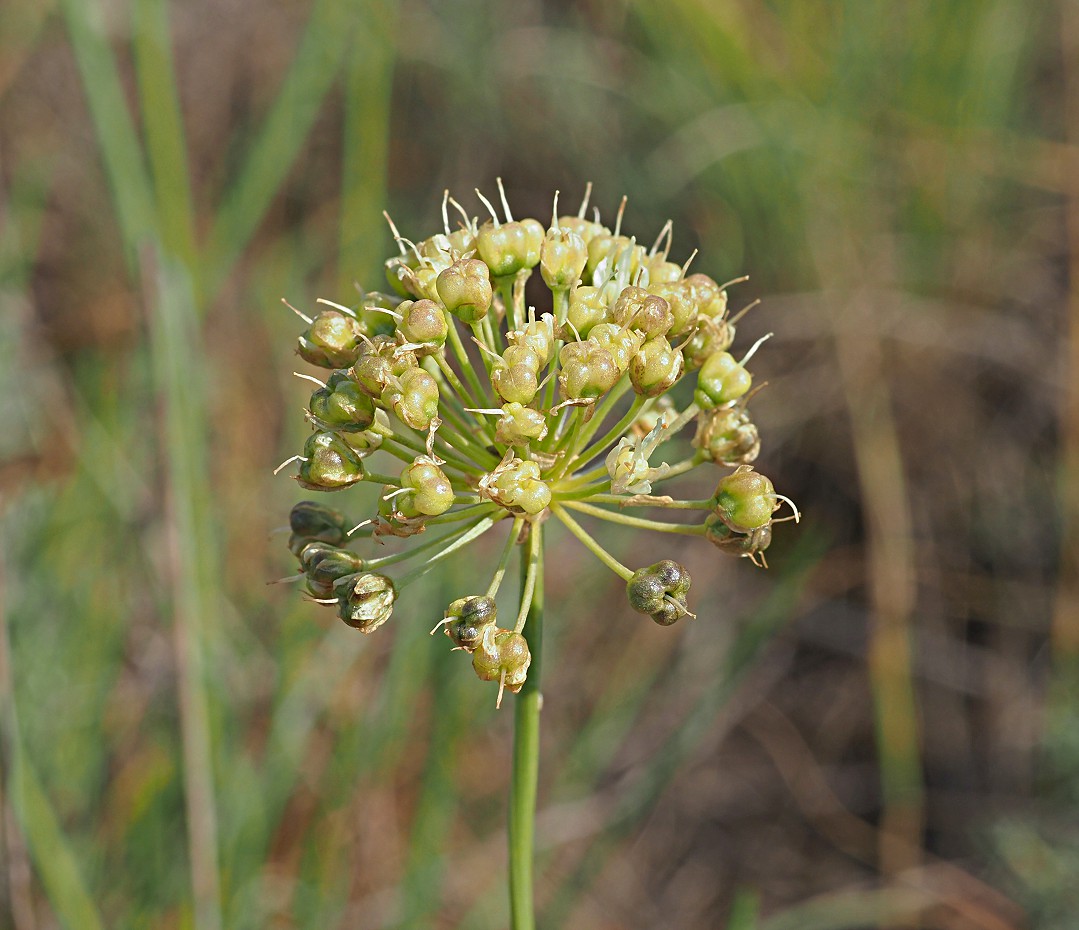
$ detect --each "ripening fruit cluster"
[278,182,798,705]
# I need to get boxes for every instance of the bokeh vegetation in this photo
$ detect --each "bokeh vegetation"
[0,1,1070,927]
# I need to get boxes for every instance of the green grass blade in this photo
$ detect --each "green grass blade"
[204,0,362,295]
[131,0,199,275]
[58,0,155,257]
[338,0,397,292]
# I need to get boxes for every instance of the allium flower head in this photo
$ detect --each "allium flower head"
[278,181,798,704]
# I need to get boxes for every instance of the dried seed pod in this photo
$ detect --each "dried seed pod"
[299,542,366,598]
[440,595,498,650]
[693,406,760,466]
[626,560,692,625]
[287,500,351,555]
[333,572,397,632]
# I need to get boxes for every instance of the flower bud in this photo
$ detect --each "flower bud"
[540,227,588,291]
[436,258,493,323]
[694,350,752,408]
[333,572,397,632]
[629,336,684,397]
[566,285,611,337]
[494,402,549,446]
[299,542,365,598]
[399,458,455,516]
[693,406,760,465]
[711,465,777,532]
[441,595,497,650]
[613,286,674,339]
[296,431,366,491]
[383,368,440,431]
[308,371,377,432]
[298,310,367,369]
[398,299,448,350]
[476,219,544,278]
[471,625,531,694]
[558,340,620,400]
[626,560,692,625]
[288,500,350,555]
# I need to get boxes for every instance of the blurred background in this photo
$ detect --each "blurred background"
[0,0,1073,927]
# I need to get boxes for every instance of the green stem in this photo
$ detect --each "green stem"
[487,517,524,598]
[561,501,707,536]
[396,515,499,588]
[509,523,543,930]
[550,503,634,581]
[445,311,490,403]
[587,493,711,510]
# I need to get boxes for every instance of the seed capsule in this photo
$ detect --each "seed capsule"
[333,572,397,632]
[440,595,498,650]
[296,431,366,491]
[626,560,692,625]
[298,309,367,369]
[711,465,777,531]
[287,500,351,555]
[694,350,752,408]
[471,626,531,694]
[436,258,493,323]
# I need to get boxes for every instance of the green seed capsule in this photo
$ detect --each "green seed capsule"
[287,500,350,555]
[612,286,674,339]
[296,431,366,491]
[566,285,611,337]
[588,323,642,373]
[308,371,376,432]
[540,227,588,291]
[711,466,777,531]
[400,458,455,516]
[333,572,397,632]
[476,219,544,277]
[694,351,752,408]
[556,215,608,244]
[629,336,684,397]
[298,310,367,369]
[398,298,449,350]
[436,258,493,323]
[441,595,497,650]
[558,340,620,400]
[300,542,366,598]
[494,402,549,446]
[471,626,531,694]
[648,280,698,336]
[626,560,692,625]
[693,406,760,465]
[383,368,440,431]
[686,273,728,320]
